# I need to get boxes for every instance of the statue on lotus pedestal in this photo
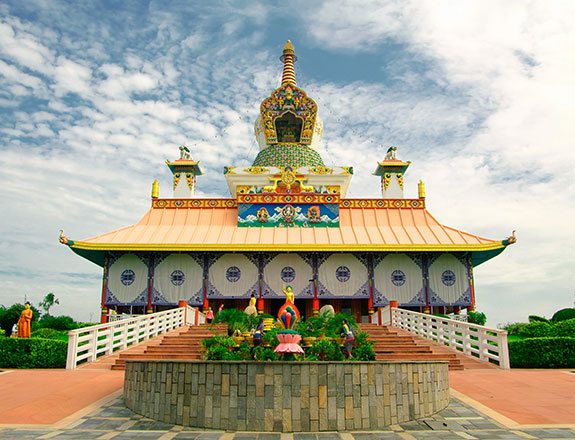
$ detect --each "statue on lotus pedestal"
[274,284,304,359]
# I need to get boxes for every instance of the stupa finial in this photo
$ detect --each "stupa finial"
[280,40,297,87]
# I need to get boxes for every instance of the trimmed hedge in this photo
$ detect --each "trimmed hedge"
[516,321,552,338]
[551,308,575,323]
[552,319,575,337]
[509,337,575,368]
[0,338,67,368]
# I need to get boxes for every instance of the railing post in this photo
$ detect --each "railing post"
[498,330,510,369]
[66,331,79,369]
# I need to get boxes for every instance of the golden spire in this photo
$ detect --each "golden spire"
[280,40,297,87]
[151,179,159,199]
[418,180,426,199]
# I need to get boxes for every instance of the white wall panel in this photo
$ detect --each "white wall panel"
[428,254,471,306]
[107,254,149,305]
[373,254,425,305]
[153,254,203,305]
[208,253,258,298]
[263,254,313,298]
[317,254,368,298]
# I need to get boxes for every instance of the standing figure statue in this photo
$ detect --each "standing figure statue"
[17,302,33,338]
[244,294,258,316]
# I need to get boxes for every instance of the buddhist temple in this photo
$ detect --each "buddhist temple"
[60,41,516,323]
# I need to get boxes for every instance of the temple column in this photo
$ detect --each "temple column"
[312,253,319,315]
[467,255,476,312]
[257,254,264,314]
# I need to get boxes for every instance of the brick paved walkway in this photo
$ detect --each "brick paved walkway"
[1,396,575,439]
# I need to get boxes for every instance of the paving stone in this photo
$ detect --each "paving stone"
[468,431,529,440]
[352,433,403,440]
[113,432,169,439]
[50,431,106,439]
[72,417,131,430]
[521,429,575,439]
[128,419,176,430]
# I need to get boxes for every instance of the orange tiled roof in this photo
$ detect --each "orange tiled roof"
[69,200,504,253]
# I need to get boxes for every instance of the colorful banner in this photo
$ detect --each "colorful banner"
[238,203,339,227]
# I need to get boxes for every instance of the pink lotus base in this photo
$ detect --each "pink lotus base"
[274,333,304,354]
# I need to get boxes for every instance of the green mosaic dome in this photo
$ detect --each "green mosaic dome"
[252,144,325,168]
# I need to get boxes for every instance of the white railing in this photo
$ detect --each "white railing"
[390,308,510,369]
[66,306,205,369]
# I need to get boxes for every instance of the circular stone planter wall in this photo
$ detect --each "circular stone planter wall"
[124,360,449,432]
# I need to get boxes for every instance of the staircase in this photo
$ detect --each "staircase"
[108,324,227,371]
[358,323,496,371]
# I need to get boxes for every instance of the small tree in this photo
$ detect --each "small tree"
[39,293,59,316]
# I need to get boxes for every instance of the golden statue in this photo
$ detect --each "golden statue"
[17,302,33,338]
[282,284,295,304]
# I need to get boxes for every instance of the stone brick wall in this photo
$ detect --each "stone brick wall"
[124,360,449,432]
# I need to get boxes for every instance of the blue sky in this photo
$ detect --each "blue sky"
[1,0,573,325]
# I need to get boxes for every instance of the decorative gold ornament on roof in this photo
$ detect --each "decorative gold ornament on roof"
[259,40,318,146]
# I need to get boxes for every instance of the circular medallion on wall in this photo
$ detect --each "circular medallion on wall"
[226,266,241,282]
[391,269,406,286]
[281,266,296,283]
[441,270,456,286]
[170,270,185,286]
[335,266,351,282]
[121,269,135,286]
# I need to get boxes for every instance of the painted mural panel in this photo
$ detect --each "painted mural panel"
[262,253,313,298]
[373,254,425,306]
[317,254,369,298]
[207,253,258,299]
[238,203,339,227]
[428,254,471,306]
[152,254,204,306]
[106,253,148,306]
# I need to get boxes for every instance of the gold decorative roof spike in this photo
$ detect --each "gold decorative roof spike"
[280,40,297,87]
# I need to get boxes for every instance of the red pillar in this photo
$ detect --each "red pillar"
[146,255,154,314]
[100,255,109,323]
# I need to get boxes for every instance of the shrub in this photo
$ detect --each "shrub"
[551,308,575,323]
[322,312,357,338]
[467,311,487,326]
[37,315,78,331]
[253,346,278,361]
[205,345,240,360]
[501,322,529,335]
[509,337,575,368]
[213,308,249,334]
[551,319,575,337]
[0,338,67,368]
[528,315,549,323]
[306,338,344,361]
[32,328,68,341]
[201,336,235,350]
[517,321,552,338]
[352,332,375,361]
[0,328,5,337]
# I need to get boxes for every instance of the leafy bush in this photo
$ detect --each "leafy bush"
[263,327,280,347]
[32,328,68,341]
[352,332,375,361]
[205,345,240,360]
[201,336,235,350]
[322,312,357,338]
[528,315,549,323]
[306,338,344,361]
[501,322,529,335]
[213,308,251,334]
[551,319,575,337]
[0,338,67,368]
[467,311,487,326]
[509,337,575,368]
[0,328,5,337]
[37,315,79,331]
[551,308,575,323]
[517,321,552,338]
[253,346,279,361]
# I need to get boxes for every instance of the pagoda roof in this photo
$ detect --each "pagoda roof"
[66,198,510,267]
